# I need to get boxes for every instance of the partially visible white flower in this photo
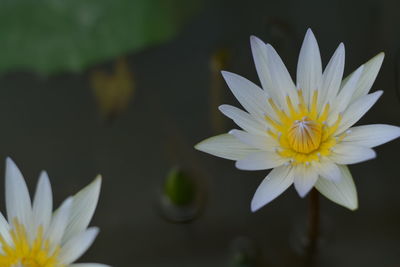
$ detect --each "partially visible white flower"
[195,29,400,212]
[0,157,109,267]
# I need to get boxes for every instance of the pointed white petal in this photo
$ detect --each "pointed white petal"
[329,65,364,120]
[219,105,265,135]
[337,90,383,134]
[350,53,384,101]
[0,212,12,245]
[319,43,345,109]
[62,177,101,243]
[33,171,53,232]
[250,36,272,91]
[46,197,72,246]
[70,264,110,267]
[293,165,318,197]
[5,158,32,229]
[221,71,268,120]
[59,227,99,264]
[264,43,298,106]
[297,29,322,105]
[229,129,277,151]
[235,151,286,171]
[315,165,358,210]
[195,134,257,160]
[251,166,294,212]
[342,124,400,148]
[312,159,342,181]
[330,144,376,164]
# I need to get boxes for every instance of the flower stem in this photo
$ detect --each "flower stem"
[305,188,320,266]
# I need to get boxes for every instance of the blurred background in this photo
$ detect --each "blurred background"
[0,0,399,266]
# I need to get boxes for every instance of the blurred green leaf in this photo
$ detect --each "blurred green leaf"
[0,0,201,74]
[164,167,195,206]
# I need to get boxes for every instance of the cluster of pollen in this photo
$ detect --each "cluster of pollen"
[265,89,344,165]
[0,219,63,267]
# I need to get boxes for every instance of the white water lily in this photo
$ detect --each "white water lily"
[195,29,400,212]
[0,158,109,267]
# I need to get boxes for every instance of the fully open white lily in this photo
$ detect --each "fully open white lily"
[196,29,400,212]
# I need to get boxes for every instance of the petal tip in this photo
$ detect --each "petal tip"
[220,70,229,77]
[218,104,228,112]
[349,205,358,211]
[193,142,202,151]
[94,175,102,183]
[250,200,262,212]
[305,28,316,40]
[375,90,384,97]
[62,196,74,211]
[5,157,16,170]
[234,160,244,170]
[228,129,237,135]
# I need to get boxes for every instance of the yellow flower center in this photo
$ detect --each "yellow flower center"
[0,219,64,267]
[265,90,345,165]
[287,117,322,153]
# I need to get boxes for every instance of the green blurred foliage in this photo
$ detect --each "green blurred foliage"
[0,0,201,75]
[164,167,196,206]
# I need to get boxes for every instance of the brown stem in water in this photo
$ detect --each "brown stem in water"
[305,188,320,266]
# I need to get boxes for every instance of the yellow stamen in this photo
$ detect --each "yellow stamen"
[287,117,322,153]
[264,92,342,165]
[285,95,297,118]
[264,114,284,133]
[322,114,342,141]
[297,90,307,115]
[268,98,289,123]
[0,219,64,267]
[318,103,330,122]
[309,90,319,120]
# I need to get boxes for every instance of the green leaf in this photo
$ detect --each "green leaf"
[0,0,201,74]
[164,167,196,206]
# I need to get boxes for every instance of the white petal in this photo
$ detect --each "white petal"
[219,105,265,135]
[195,134,257,160]
[229,129,277,151]
[296,28,322,105]
[264,43,298,106]
[293,165,319,197]
[315,165,358,210]
[337,90,383,134]
[350,52,384,101]
[5,158,32,229]
[342,124,400,148]
[46,197,73,246]
[70,264,110,267]
[235,151,286,171]
[59,227,99,264]
[319,43,345,110]
[33,171,53,232]
[312,159,342,181]
[250,36,272,92]
[251,166,294,212]
[0,212,12,245]
[330,144,376,165]
[62,177,101,243]
[329,65,364,119]
[221,71,268,120]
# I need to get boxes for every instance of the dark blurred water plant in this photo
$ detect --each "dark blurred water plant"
[158,167,205,223]
[209,47,231,134]
[90,57,134,121]
[0,0,201,75]
[164,167,196,206]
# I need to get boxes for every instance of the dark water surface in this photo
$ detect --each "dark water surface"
[0,0,399,266]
